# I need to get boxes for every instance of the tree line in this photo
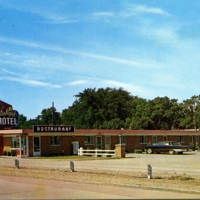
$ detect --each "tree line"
[18,87,200,130]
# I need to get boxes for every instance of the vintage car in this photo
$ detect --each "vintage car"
[144,141,192,154]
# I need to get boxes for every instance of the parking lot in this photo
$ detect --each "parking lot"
[0,151,199,177]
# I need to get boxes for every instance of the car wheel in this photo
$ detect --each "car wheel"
[169,150,174,155]
[147,148,153,154]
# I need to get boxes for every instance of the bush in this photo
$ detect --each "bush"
[3,151,7,156]
[7,152,11,156]
[195,146,199,150]
[11,150,16,156]
[134,149,143,153]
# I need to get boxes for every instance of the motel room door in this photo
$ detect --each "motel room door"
[96,136,102,149]
[72,141,79,155]
[33,136,41,156]
[105,136,111,150]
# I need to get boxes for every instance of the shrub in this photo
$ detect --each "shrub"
[134,149,143,153]
[3,151,7,156]
[180,176,194,181]
[195,146,199,150]
[11,150,16,156]
[155,176,162,179]
[7,152,11,156]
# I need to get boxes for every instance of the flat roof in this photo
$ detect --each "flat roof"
[0,129,200,136]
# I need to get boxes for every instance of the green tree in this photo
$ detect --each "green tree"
[18,114,29,129]
[125,97,153,129]
[62,87,133,129]
[149,97,181,130]
[40,107,62,125]
[179,95,200,129]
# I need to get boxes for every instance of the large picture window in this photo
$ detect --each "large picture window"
[50,136,61,146]
[189,136,193,143]
[178,136,184,143]
[163,135,168,141]
[152,136,157,144]
[84,136,94,145]
[118,136,126,144]
[140,136,147,144]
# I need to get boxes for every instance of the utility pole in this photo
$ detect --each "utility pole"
[52,102,54,125]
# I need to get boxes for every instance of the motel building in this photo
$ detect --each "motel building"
[0,100,200,157]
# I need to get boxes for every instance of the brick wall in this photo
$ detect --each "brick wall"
[28,136,33,157]
[40,136,86,156]
[3,137,12,152]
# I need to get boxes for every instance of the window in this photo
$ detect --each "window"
[178,136,184,143]
[140,136,147,144]
[152,136,157,144]
[189,136,193,143]
[84,136,94,145]
[50,136,61,146]
[119,136,126,144]
[163,136,168,141]
[12,137,20,148]
[121,136,126,144]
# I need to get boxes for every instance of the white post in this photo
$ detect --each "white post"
[79,147,83,156]
[95,148,98,157]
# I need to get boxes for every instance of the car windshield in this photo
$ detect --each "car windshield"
[157,142,165,145]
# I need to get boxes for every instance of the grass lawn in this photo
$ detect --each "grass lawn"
[28,155,119,160]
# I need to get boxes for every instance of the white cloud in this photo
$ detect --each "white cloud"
[0,36,162,69]
[0,2,78,24]
[128,5,169,15]
[149,72,185,90]
[1,68,20,76]
[81,77,148,96]
[92,12,115,18]
[38,12,78,24]
[68,80,88,86]
[0,76,61,88]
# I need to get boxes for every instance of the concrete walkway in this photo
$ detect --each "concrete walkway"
[0,175,200,199]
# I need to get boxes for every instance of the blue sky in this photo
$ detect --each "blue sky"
[0,0,200,119]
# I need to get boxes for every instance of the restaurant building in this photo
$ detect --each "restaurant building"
[0,100,200,157]
[1,128,200,157]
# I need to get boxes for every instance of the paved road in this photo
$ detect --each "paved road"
[1,175,200,199]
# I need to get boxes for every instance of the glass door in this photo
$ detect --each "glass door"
[33,137,41,156]
[21,136,28,157]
